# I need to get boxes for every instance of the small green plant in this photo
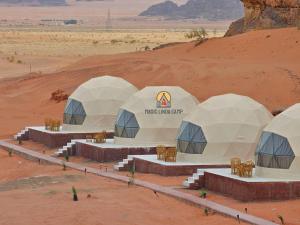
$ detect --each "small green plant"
[204,208,209,216]
[278,215,284,225]
[128,162,135,186]
[185,27,208,46]
[64,153,69,162]
[8,149,12,157]
[199,189,207,198]
[62,162,66,171]
[72,186,78,201]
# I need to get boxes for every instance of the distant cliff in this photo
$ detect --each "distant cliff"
[139,0,244,21]
[225,0,300,36]
[0,0,67,6]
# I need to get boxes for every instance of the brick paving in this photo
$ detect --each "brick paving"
[0,140,278,225]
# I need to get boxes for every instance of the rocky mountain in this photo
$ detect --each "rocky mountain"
[139,0,244,21]
[0,0,67,6]
[226,0,300,36]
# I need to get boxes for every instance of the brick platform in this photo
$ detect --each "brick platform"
[201,169,300,201]
[74,141,156,163]
[28,127,113,148]
[124,156,230,176]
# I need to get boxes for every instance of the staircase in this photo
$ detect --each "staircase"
[183,169,205,189]
[55,140,77,157]
[14,127,29,141]
[114,155,134,171]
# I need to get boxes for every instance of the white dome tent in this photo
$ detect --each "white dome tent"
[176,94,273,164]
[114,86,199,146]
[62,76,138,132]
[255,104,300,179]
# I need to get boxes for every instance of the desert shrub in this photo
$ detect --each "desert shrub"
[128,162,135,186]
[7,56,15,63]
[64,153,69,162]
[8,149,12,157]
[204,208,209,216]
[62,162,66,171]
[185,28,208,46]
[92,40,98,45]
[144,46,151,51]
[199,189,207,198]
[72,186,78,201]
[17,60,22,64]
[111,39,121,44]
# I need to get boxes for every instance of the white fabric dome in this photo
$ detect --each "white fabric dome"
[255,103,300,179]
[177,94,273,164]
[62,75,138,132]
[114,86,199,146]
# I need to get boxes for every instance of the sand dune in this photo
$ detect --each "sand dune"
[0,27,300,138]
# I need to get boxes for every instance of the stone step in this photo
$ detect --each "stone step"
[114,156,134,171]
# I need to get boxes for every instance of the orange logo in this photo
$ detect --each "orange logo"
[156,91,171,108]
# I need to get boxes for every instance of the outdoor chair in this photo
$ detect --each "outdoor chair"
[165,147,177,162]
[44,118,51,130]
[86,135,94,143]
[244,160,254,177]
[237,163,246,177]
[50,119,61,132]
[231,157,241,175]
[156,145,166,160]
[94,131,106,144]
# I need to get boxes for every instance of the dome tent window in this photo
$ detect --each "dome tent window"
[177,121,207,154]
[115,109,139,138]
[63,99,86,125]
[256,131,295,169]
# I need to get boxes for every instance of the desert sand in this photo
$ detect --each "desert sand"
[3,140,300,225]
[0,149,250,225]
[0,27,299,139]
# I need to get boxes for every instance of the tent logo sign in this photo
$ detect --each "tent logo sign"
[156,91,171,108]
[144,91,183,115]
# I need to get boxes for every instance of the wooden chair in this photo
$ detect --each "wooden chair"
[156,145,166,160]
[86,135,94,143]
[231,157,241,175]
[165,147,177,162]
[50,119,60,132]
[94,131,106,144]
[237,163,246,177]
[44,118,51,130]
[244,160,254,177]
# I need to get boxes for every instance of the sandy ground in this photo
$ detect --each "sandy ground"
[0,27,299,138]
[0,149,249,225]
[182,188,300,225]
[3,140,300,225]
[0,28,197,78]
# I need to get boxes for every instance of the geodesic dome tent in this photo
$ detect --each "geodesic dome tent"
[114,86,199,146]
[176,94,273,164]
[62,76,138,132]
[255,104,300,179]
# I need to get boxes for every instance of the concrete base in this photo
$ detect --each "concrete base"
[200,169,300,201]
[122,155,230,176]
[28,126,114,148]
[73,140,156,163]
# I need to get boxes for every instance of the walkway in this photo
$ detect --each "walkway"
[0,140,278,225]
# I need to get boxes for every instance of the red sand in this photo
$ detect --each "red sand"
[1,28,300,139]
[1,27,300,224]
[0,150,248,225]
